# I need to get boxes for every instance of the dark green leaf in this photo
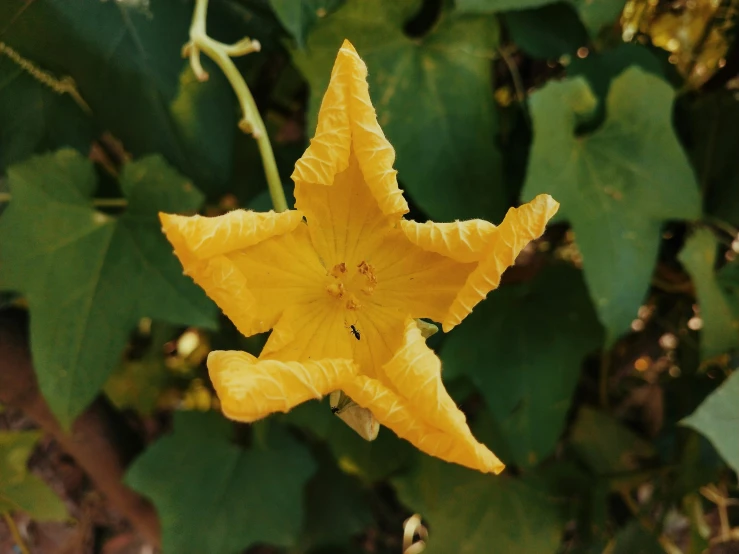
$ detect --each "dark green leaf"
[269,0,345,47]
[393,455,564,554]
[522,68,700,344]
[0,150,215,426]
[505,3,588,59]
[0,0,238,187]
[126,412,316,554]
[681,370,739,476]
[442,264,603,468]
[300,459,373,548]
[0,431,67,521]
[293,0,507,221]
[682,90,739,228]
[567,43,665,102]
[457,0,627,36]
[570,407,657,476]
[612,521,666,554]
[0,55,93,172]
[679,229,739,359]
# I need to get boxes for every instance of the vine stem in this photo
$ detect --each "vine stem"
[184,0,288,213]
[2,512,30,554]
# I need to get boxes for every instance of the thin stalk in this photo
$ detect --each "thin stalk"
[2,512,30,554]
[185,0,288,213]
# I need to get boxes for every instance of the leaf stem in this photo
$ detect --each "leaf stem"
[2,512,30,554]
[0,193,128,208]
[184,0,288,213]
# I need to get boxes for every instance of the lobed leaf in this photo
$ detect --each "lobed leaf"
[0,150,215,426]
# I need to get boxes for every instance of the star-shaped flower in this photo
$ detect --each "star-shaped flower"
[160,40,558,474]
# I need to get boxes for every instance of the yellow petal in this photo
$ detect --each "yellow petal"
[380,318,468,437]
[347,303,406,381]
[294,151,394,271]
[342,376,505,474]
[400,219,497,264]
[160,211,325,337]
[443,194,559,332]
[209,350,358,422]
[371,229,476,323]
[292,39,408,218]
[159,209,304,259]
[260,301,353,362]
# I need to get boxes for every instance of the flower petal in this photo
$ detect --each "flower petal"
[292,39,408,218]
[295,152,394,270]
[209,350,358,422]
[371,229,476,323]
[442,194,559,331]
[160,210,325,336]
[342,376,504,474]
[380,318,468,437]
[260,301,353,362]
[400,219,497,264]
[159,209,304,259]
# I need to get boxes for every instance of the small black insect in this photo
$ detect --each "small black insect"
[331,406,340,414]
[349,324,361,340]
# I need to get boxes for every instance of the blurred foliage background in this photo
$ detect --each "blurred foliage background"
[0,0,739,553]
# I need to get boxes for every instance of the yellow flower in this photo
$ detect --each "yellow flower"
[159,40,558,475]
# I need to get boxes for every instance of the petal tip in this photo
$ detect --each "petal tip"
[532,194,560,220]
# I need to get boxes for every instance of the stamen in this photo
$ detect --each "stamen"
[346,294,362,310]
[330,262,347,278]
[357,261,377,294]
[326,282,344,298]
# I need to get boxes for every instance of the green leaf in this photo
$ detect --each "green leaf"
[505,3,588,59]
[0,0,239,187]
[681,370,739,476]
[679,229,739,359]
[0,55,93,173]
[0,150,215,427]
[681,90,739,228]
[282,399,416,483]
[126,412,316,554]
[393,456,564,554]
[570,407,657,476]
[568,43,665,103]
[457,0,627,36]
[522,68,700,344]
[0,431,67,520]
[300,458,373,548]
[442,264,603,468]
[293,0,507,221]
[612,521,666,554]
[269,0,345,47]
[104,323,175,415]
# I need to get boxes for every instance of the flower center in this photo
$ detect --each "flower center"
[325,260,377,311]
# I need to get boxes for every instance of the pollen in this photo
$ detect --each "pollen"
[330,262,347,278]
[357,261,377,294]
[346,294,362,311]
[326,281,344,298]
